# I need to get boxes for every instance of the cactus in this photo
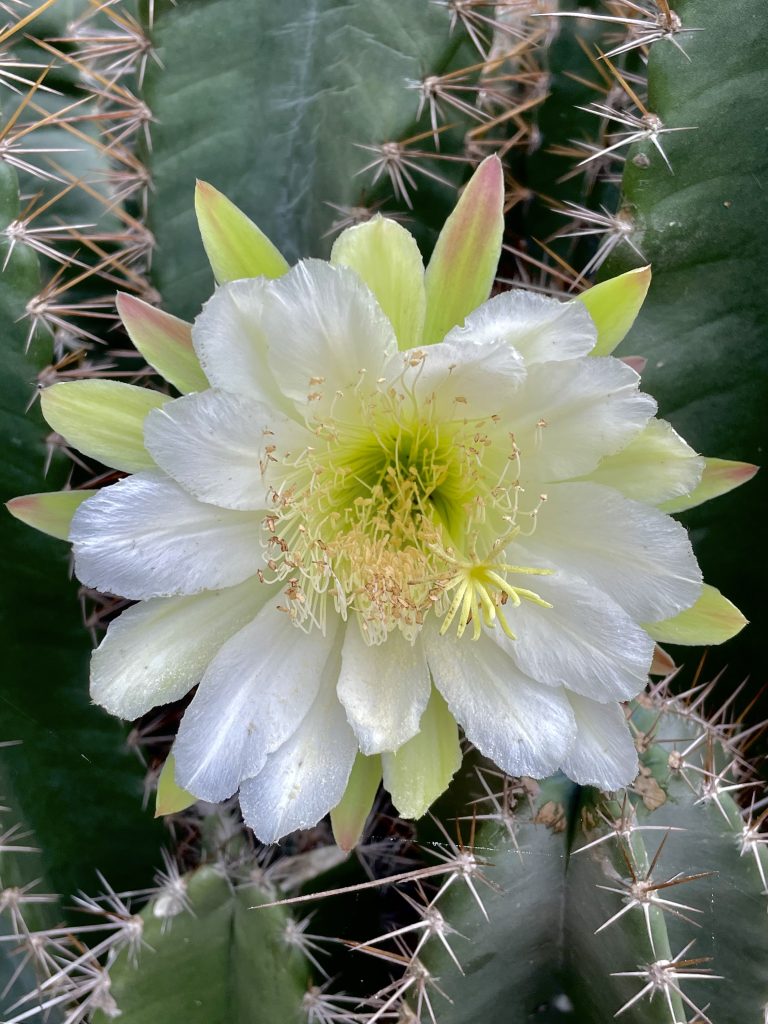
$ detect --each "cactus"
[419,687,768,1022]
[89,866,311,1024]
[1,0,766,1021]
[0,153,161,903]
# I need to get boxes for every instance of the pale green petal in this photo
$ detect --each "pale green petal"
[195,180,288,283]
[660,457,759,514]
[41,380,167,474]
[422,155,504,345]
[155,754,196,817]
[330,753,382,852]
[117,292,208,394]
[6,489,96,541]
[585,418,704,505]
[331,216,426,348]
[644,584,747,646]
[382,688,461,820]
[578,266,651,356]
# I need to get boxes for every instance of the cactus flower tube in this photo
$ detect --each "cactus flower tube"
[8,157,749,847]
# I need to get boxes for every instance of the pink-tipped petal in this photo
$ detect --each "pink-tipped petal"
[621,355,647,373]
[661,458,759,514]
[7,490,96,541]
[649,645,677,677]
[422,155,505,345]
[117,292,208,394]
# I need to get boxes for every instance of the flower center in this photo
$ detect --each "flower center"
[262,364,549,643]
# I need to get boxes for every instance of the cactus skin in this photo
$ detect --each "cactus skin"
[0,156,161,902]
[141,0,477,318]
[604,0,768,680]
[91,866,311,1024]
[420,693,768,1023]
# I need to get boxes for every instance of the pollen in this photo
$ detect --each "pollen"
[437,554,553,641]
[257,356,552,645]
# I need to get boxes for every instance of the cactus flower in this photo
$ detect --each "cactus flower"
[8,157,749,847]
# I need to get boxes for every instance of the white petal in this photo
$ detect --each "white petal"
[71,471,264,600]
[560,693,638,790]
[512,357,656,481]
[585,417,704,505]
[519,481,702,621]
[493,570,654,701]
[337,628,430,754]
[239,667,358,844]
[261,260,397,411]
[174,607,341,802]
[90,578,272,719]
[445,289,596,365]
[192,278,292,412]
[391,335,525,421]
[424,627,575,778]
[144,389,310,511]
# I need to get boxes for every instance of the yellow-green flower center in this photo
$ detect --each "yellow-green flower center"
[263,379,550,643]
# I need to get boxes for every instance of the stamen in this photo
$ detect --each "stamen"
[255,364,553,645]
[438,558,552,642]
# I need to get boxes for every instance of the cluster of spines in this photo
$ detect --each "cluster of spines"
[347,2,551,228]
[1,2,158,347]
[0,0,165,640]
[587,669,768,1023]
[503,0,700,295]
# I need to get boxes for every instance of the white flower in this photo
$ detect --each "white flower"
[12,160,748,847]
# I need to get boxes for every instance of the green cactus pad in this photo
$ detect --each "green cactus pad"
[92,866,311,1023]
[605,0,768,679]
